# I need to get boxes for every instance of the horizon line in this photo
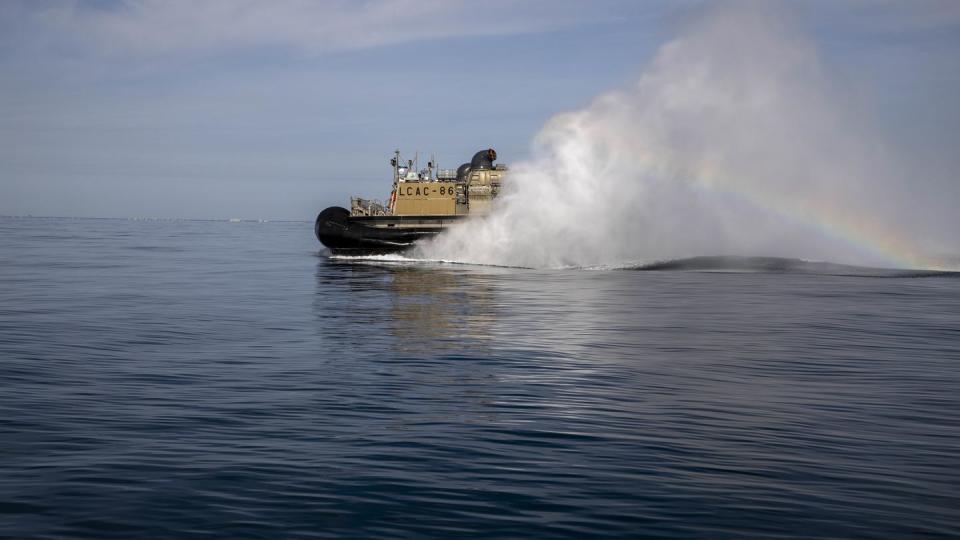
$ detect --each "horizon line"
[0,215,312,223]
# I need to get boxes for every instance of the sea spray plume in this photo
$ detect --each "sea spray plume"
[418,4,941,269]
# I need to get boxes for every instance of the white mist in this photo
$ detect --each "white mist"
[418,5,945,269]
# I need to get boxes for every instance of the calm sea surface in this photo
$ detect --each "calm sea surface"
[1,216,958,539]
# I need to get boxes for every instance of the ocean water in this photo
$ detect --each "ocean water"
[1,216,958,539]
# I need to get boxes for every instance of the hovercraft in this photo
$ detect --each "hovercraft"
[315,149,507,255]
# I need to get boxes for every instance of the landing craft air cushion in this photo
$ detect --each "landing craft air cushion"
[315,149,507,255]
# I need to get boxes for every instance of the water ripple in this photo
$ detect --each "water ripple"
[1,218,958,538]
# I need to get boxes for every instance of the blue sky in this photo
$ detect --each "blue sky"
[1,0,958,220]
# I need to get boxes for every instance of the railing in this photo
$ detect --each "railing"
[350,197,389,216]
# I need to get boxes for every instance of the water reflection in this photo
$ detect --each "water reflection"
[314,258,498,355]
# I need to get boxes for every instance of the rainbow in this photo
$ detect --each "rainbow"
[681,166,944,270]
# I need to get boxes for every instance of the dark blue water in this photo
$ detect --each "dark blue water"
[1,216,959,539]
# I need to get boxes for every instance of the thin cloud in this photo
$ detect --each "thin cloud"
[837,0,960,32]
[9,0,625,58]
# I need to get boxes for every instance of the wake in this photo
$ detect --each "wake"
[625,256,960,278]
[324,250,959,278]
